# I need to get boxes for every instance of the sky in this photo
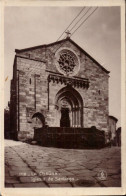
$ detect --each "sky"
[4,6,121,127]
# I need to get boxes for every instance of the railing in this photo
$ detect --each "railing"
[34,127,105,149]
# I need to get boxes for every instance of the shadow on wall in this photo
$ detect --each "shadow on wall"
[116,127,121,147]
[4,108,10,139]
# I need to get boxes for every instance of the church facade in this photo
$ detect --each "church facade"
[10,37,109,141]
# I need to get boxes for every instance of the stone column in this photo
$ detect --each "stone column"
[58,109,61,127]
[72,109,74,127]
[75,107,78,127]
[73,108,75,127]
[78,108,80,127]
[75,109,77,127]
[69,111,72,127]
[75,108,77,127]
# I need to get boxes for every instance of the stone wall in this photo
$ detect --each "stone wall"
[16,57,48,140]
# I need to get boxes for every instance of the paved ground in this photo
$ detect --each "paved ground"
[5,139,121,188]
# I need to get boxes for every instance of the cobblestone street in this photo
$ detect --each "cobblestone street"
[5,139,121,188]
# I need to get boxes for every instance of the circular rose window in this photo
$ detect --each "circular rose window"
[55,48,80,76]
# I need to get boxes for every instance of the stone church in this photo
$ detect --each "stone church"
[10,37,109,142]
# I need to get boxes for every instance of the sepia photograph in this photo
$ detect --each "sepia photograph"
[1,0,125,195]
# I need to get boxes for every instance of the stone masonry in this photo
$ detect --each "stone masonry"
[10,37,109,141]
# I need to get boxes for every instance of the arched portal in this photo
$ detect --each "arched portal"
[32,112,45,128]
[55,86,83,127]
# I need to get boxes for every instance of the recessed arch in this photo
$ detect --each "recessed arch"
[32,112,45,128]
[55,86,83,127]
[55,86,83,106]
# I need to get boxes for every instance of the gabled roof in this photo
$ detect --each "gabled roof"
[15,37,110,74]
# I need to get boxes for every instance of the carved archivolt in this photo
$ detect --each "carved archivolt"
[55,86,83,127]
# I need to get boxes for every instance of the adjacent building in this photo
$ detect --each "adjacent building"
[108,115,118,144]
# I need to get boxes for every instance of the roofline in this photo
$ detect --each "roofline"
[15,37,110,74]
[109,115,118,122]
[69,39,110,74]
[15,38,67,53]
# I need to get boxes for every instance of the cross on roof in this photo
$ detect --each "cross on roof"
[65,30,71,38]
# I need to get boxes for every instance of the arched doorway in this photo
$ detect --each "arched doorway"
[32,112,45,128]
[60,107,70,127]
[55,86,83,127]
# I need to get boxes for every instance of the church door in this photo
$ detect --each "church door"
[60,108,70,127]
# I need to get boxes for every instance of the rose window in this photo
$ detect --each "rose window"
[58,52,76,74]
[55,49,80,76]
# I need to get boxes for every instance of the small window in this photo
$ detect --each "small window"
[98,90,100,95]
[30,78,31,84]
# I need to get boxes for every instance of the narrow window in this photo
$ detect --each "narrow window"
[30,78,31,84]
